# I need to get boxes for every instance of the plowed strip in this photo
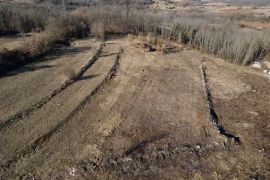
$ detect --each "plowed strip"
[0,44,104,131]
[0,43,122,172]
[0,40,100,123]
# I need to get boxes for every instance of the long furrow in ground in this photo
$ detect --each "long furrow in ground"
[2,39,267,179]
[0,43,104,131]
[1,42,226,179]
[0,41,122,177]
[0,40,146,179]
[0,40,101,124]
[200,65,240,144]
[86,47,226,178]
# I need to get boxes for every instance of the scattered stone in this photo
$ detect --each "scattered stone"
[263,70,270,76]
[252,89,256,93]
[214,141,219,146]
[251,62,262,69]
[248,111,259,116]
[193,173,203,180]
[69,167,77,177]
[237,122,250,128]
[263,61,270,69]
[122,157,133,163]
[263,69,269,74]
[259,149,265,153]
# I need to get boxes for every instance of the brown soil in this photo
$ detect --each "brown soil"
[0,39,100,124]
[0,37,269,179]
[239,21,270,30]
[0,33,38,50]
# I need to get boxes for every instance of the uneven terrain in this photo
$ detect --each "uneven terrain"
[0,37,269,179]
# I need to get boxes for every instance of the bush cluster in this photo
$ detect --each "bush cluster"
[0,2,269,70]
[0,3,52,35]
[166,20,270,65]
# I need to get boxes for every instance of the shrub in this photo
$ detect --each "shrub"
[91,21,105,41]
[25,32,56,57]
[1,3,269,68]
[0,3,51,35]
[167,19,270,65]
[45,14,89,39]
[0,32,56,72]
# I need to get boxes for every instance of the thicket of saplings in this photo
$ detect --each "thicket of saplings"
[0,5,161,72]
[169,18,270,65]
[0,3,52,35]
[0,3,269,73]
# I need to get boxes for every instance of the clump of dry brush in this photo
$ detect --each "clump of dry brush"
[168,19,270,65]
[0,2,269,71]
[0,5,161,73]
[0,3,52,35]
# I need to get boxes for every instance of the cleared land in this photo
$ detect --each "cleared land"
[0,33,35,50]
[0,39,101,124]
[0,37,269,179]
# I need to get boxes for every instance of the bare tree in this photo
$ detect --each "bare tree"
[120,0,137,19]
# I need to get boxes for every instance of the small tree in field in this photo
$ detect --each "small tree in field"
[91,21,105,41]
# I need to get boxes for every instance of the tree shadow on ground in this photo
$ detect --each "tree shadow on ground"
[0,45,92,78]
[3,65,56,77]
[78,74,100,81]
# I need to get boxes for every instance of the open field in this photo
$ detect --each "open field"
[0,39,100,124]
[0,34,36,50]
[0,37,269,179]
[0,0,269,179]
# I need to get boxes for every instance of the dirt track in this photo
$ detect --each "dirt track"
[0,38,269,179]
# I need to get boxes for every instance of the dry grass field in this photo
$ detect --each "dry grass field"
[0,0,269,179]
[0,33,37,50]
